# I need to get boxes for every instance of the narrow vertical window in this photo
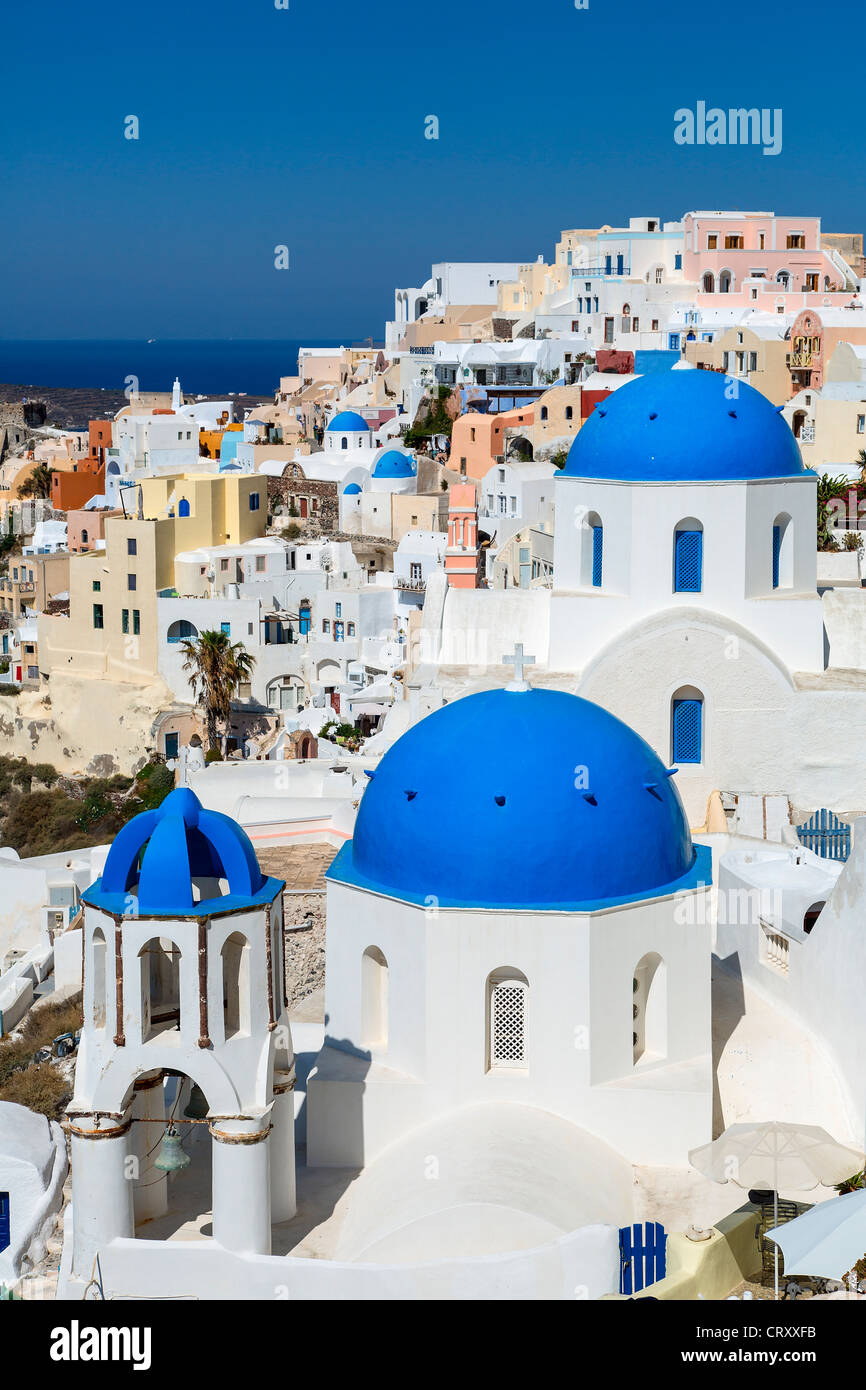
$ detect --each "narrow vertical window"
[673,520,703,593]
[487,969,528,1070]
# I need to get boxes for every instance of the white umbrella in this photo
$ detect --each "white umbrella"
[689,1122,864,1299]
[766,1185,866,1282]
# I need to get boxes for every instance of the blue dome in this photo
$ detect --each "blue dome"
[343,482,362,495]
[562,370,807,482]
[83,787,282,917]
[326,411,370,433]
[373,449,415,479]
[328,689,707,910]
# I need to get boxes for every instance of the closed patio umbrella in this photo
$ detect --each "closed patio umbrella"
[766,1185,866,1283]
[689,1122,864,1299]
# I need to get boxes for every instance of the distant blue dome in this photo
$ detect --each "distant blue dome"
[328,689,706,910]
[343,482,362,495]
[562,370,807,482]
[373,449,415,479]
[327,411,370,433]
[84,788,281,917]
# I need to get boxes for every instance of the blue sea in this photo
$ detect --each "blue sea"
[0,340,351,397]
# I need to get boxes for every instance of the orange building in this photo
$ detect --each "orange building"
[445,483,480,589]
[50,457,105,511]
[450,406,535,480]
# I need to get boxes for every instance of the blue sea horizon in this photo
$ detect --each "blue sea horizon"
[0,339,361,397]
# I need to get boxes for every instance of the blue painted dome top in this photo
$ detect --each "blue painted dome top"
[327,411,370,433]
[372,449,415,479]
[328,688,707,910]
[83,787,282,917]
[562,370,807,482]
[343,482,362,495]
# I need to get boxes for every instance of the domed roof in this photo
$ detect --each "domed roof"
[83,787,282,917]
[562,370,807,482]
[326,411,370,433]
[328,689,705,910]
[373,449,415,479]
[343,482,362,495]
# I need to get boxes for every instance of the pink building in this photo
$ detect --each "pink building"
[445,484,480,589]
[683,211,858,312]
[66,507,120,554]
[789,305,866,390]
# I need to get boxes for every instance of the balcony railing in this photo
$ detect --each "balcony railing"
[569,262,631,278]
[395,576,426,591]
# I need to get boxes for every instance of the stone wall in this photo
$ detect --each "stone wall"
[267,471,338,537]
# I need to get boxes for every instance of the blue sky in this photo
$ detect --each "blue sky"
[0,0,860,340]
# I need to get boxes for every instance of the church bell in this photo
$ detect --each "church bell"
[183,1084,209,1121]
[154,1124,191,1172]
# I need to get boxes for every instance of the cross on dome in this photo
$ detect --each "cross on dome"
[504,642,536,692]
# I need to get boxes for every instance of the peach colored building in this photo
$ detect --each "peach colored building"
[450,406,535,480]
[445,484,480,589]
[788,306,866,391]
[66,507,120,554]
[683,211,859,312]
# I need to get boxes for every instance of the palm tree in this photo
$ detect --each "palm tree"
[179,630,256,753]
[17,463,53,499]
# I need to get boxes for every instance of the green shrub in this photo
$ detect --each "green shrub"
[0,1061,71,1120]
[31,762,58,787]
[0,684,21,696]
[205,749,223,764]
[134,761,174,810]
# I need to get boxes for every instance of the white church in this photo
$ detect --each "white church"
[48,369,866,1300]
[421,369,866,828]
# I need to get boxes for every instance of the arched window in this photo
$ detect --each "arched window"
[298,600,311,636]
[341,436,348,450]
[540,406,548,421]
[565,405,573,421]
[671,685,704,764]
[772,513,793,589]
[487,968,528,1070]
[718,270,732,294]
[222,932,251,1039]
[702,271,715,294]
[167,619,198,644]
[673,518,703,592]
[776,269,791,290]
[361,946,388,1048]
[178,498,191,518]
[81,529,89,544]
[580,510,603,588]
[803,902,825,934]
[633,953,666,1064]
[138,937,182,1042]
[92,927,107,1030]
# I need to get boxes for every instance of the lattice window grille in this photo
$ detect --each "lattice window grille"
[490,981,527,1067]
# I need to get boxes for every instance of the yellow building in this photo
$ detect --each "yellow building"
[683,325,792,406]
[39,472,266,685]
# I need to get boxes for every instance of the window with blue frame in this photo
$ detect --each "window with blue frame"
[249,492,260,511]
[675,253,682,270]
[668,333,681,350]
[772,525,781,589]
[220,621,231,636]
[0,1191,10,1253]
[299,602,311,635]
[674,524,703,592]
[672,695,703,764]
[592,524,603,587]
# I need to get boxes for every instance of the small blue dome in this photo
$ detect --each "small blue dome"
[373,449,415,479]
[562,370,807,482]
[326,411,370,433]
[328,689,706,910]
[343,482,362,495]
[83,787,281,917]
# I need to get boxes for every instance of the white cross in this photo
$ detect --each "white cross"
[504,642,536,691]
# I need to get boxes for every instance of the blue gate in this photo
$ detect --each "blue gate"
[619,1221,666,1294]
[0,1192,10,1254]
[796,809,851,862]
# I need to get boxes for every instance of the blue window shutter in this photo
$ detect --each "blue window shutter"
[772,525,781,589]
[674,529,702,592]
[592,525,603,587]
[672,698,702,764]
